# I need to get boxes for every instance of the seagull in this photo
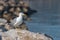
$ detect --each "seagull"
[14,12,24,27]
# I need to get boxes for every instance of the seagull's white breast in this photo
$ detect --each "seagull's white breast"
[14,14,23,26]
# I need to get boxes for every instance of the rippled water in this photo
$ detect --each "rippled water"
[26,0,60,40]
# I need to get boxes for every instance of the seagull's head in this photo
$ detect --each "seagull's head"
[19,12,24,16]
[18,12,27,18]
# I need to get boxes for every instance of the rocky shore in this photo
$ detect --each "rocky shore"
[0,18,53,40]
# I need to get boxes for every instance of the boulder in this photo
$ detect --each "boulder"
[0,29,53,40]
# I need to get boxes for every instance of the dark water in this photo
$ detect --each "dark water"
[26,0,60,40]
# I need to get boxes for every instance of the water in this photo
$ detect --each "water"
[26,0,60,40]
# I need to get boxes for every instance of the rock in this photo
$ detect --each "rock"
[4,23,13,30]
[0,18,53,40]
[0,29,2,32]
[0,18,28,31]
[0,18,7,25]
[0,29,53,40]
